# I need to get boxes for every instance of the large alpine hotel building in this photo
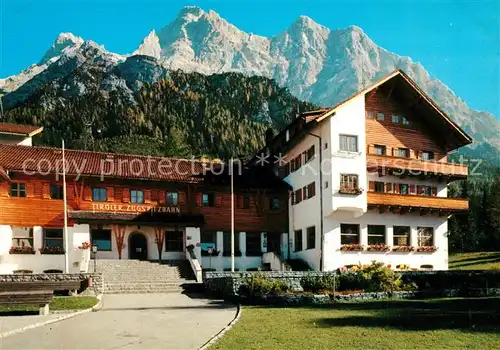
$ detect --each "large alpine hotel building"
[0,70,471,274]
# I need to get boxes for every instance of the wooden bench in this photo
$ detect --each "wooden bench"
[0,281,82,293]
[0,290,54,315]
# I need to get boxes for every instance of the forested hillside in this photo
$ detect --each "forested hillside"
[5,69,316,158]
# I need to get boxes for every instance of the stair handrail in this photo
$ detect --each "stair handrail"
[186,245,202,283]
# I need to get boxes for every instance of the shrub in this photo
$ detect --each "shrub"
[239,272,290,297]
[300,274,339,293]
[337,270,369,291]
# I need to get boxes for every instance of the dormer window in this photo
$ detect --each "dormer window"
[421,151,434,161]
[374,145,386,156]
[392,115,401,124]
[377,112,385,121]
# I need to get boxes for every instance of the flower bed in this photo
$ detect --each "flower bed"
[366,244,390,252]
[340,244,364,251]
[416,246,438,253]
[392,245,415,252]
[9,246,36,254]
[39,246,65,255]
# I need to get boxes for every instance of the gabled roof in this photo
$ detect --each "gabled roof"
[0,144,208,183]
[0,122,44,137]
[258,69,473,158]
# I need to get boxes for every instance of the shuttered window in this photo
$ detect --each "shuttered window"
[131,190,144,204]
[50,184,64,200]
[92,188,107,202]
[10,183,26,198]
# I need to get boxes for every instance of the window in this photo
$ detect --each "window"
[339,135,358,152]
[290,155,302,173]
[368,225,386,245]
[12,227,33,248]
[421,151,435,161]
[305,182,316,200]
[246,232,261,256]
[92,188,107,202]
[293,189,303,205]
[91,229,112,251]
[202,193,214,207]
[294,230,303,252]
[237,195,250,209]
[341,224,360,245]
[374,181,385,193]
[165,230,183,252]
[396,148,410,158]
[324,142,328,150]
[340,174,358,190]
[43,228,63,248]
[305,145,315,163]
[399,184,409,195]
[393,226,410,246]
[420,186,432,196]
[201,231,217,256]
[50,184,63,200]
[417,227,434,247]
[223,232,240,256]
[402,116,410,126]
[392,115,401,124]
[10,183,26,198]
[377,112,385,121]
[374,145,386,156]
[131,190,144,204]
[270,197,280,210]
[166,192,179,206]
[306,226,316,249]
[366,110,376,119]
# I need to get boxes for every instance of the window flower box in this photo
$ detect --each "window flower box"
[340,244,364,252]
[416,246,438,253]
[338,187,364,195]
[392,245,415,252]
[9,246,36,255]
[39,246,65,255]
[78,242,91,250]
[366,244,390,252]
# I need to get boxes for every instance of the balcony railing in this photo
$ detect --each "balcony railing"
[366,154,468,179]
[367,192,468,213]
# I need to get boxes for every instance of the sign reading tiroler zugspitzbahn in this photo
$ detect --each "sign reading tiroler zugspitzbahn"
[91,203,181,214]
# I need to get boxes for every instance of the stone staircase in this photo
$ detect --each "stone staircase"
[96,259,197,294]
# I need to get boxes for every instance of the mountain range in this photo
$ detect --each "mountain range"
[1,6,498,163]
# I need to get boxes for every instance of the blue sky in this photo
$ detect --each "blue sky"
[1,0,498,117]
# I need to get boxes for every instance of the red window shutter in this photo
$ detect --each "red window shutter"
[84,187,92,201]
[196,193,202,207]
[431,186,438,196]
[151,190,158,202]
[215,194,222,207]
[106,187,114,202]
[409,184,416,194]
[291,191,295,205]
[417,185,423,195]
[385,183,392,193]
[303,186,307,199]
[143,190,151,203]
[237,195,243,208]
[394,183,400,194]
[42,183,50,199]
[26,183,35,198]
[179,192,186,205]
[158,191,165,204]
[310,182,316,197]
[369,181,375,192]
[122,188,130,203]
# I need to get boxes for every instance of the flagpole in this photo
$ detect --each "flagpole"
[230,158,235,272]
[62,140,69,273]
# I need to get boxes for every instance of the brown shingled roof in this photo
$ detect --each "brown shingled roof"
[0,122,44,136]
[0,144,211,183]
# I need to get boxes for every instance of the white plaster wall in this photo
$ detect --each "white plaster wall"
[322,211,448,271]
[328,94,367,214]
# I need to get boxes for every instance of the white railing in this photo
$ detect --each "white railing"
[186,248,202,283]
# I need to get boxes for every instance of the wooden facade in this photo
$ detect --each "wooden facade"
[367,192,468,212]
[0,172,288,233]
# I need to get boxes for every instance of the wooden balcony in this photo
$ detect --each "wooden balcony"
[367,192,468,215]
[366,154,468,180]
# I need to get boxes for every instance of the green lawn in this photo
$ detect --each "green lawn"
[213,298,500,349]
[0,296,98,315]
[449,252,500,270]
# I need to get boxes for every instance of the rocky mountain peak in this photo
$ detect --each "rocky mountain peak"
[39,32,84,64]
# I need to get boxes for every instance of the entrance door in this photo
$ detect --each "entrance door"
[129,232,148,260]
[267,233,281,255]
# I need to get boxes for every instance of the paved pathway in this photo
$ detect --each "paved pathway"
[0,294,236,349]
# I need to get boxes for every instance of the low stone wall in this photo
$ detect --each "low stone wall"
[203,271,334,298]
[0,273,104,294]
[203,270,500,299]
